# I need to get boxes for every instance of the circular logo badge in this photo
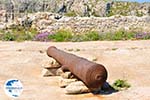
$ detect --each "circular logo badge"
[4,79,23,98]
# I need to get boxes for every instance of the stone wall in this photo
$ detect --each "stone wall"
[1,12,150,34]
[32,13,150,33]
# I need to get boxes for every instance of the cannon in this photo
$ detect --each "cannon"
[47,46,107,91]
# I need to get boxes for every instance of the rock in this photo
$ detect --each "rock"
[42,58,61,69]
[59,78,77,88]
[42,68,58,77]
[37,19,53,28]
[56,68,64,76]
[6,22,17,29]
[42,69,53,77]
[54,14,63,20]
[65,81,90,94]
[0,23,6,30]
[61,72,72,79]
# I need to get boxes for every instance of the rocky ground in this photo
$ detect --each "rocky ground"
[0,40,150,100]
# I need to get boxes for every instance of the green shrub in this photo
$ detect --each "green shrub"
[48,29,73,42]
[112,31,126,40]
[65,11,77,17]
[0,26,38,41]
[84,31,100,41]
[144,34,150,39]
[102,30,135,41]
[101,33,112,40]
[1,32,16,41]
[76,48,80,51]
[112,48,118,51]
[112,79,131,91]
[15,32,35,42]
[71,35,83,42]
[136,10,143,17]
[71,31,100,42]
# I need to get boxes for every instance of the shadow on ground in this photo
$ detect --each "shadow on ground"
[92,82,118,95]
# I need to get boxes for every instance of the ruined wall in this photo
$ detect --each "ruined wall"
[1,12,150,33]
[31,13,150,33]
[1,1,150,34]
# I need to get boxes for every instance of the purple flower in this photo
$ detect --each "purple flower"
[34,31,55,41]
[135,32,150,39]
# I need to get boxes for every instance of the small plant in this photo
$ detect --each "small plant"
[112,48,118,51]
[15,28,38,41]
[67,48,73,51]
[64,11,77,17]
[76,48,80,52]
[0,25,38,41]
[130,47,138,50]
[1,32,16,41]
[71,35,84,42]
[136,10,143,17]
[71,31,100,42]
[35,31,54,41]
[112,79,131,91]
[92,58,98,61]
[135,32,150,40]
[48,29,73,42]
[112,31,126,40]
[101,32,112,40]
[102,30,135,41]
[84,31,100,41]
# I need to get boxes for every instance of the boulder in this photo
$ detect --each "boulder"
[59,78,77,88]
[61,72,72,79]
[41,58,61,69]
[0,23,6,30]
[65,81,90,94]
[41,68,58,77]
[56,68,64,76]
[42,67,65,77]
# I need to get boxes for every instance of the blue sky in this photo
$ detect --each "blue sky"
[116,0,150,3]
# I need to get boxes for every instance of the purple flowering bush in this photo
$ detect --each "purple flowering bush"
[135,32,150,39]
[34,31,55,41]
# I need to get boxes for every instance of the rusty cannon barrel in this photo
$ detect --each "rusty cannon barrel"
[47,46,107,91]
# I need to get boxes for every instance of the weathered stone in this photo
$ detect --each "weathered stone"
[5,22,17,29]
[0,23,5,30]
[61,72,72,79]
[56,68,64,76]
[42,67,65,77]
[65,81,90,94]
[59,78,78,88]
[42,68,58,77]
[42,58,61,69]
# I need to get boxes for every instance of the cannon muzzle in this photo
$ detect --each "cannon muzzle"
[47,46,107,91]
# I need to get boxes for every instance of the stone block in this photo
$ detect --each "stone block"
[59,78,77,88]
[42,58,61,69]
[65,81,90,94]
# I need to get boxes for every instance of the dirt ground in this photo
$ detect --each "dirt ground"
[0,40,150,100]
